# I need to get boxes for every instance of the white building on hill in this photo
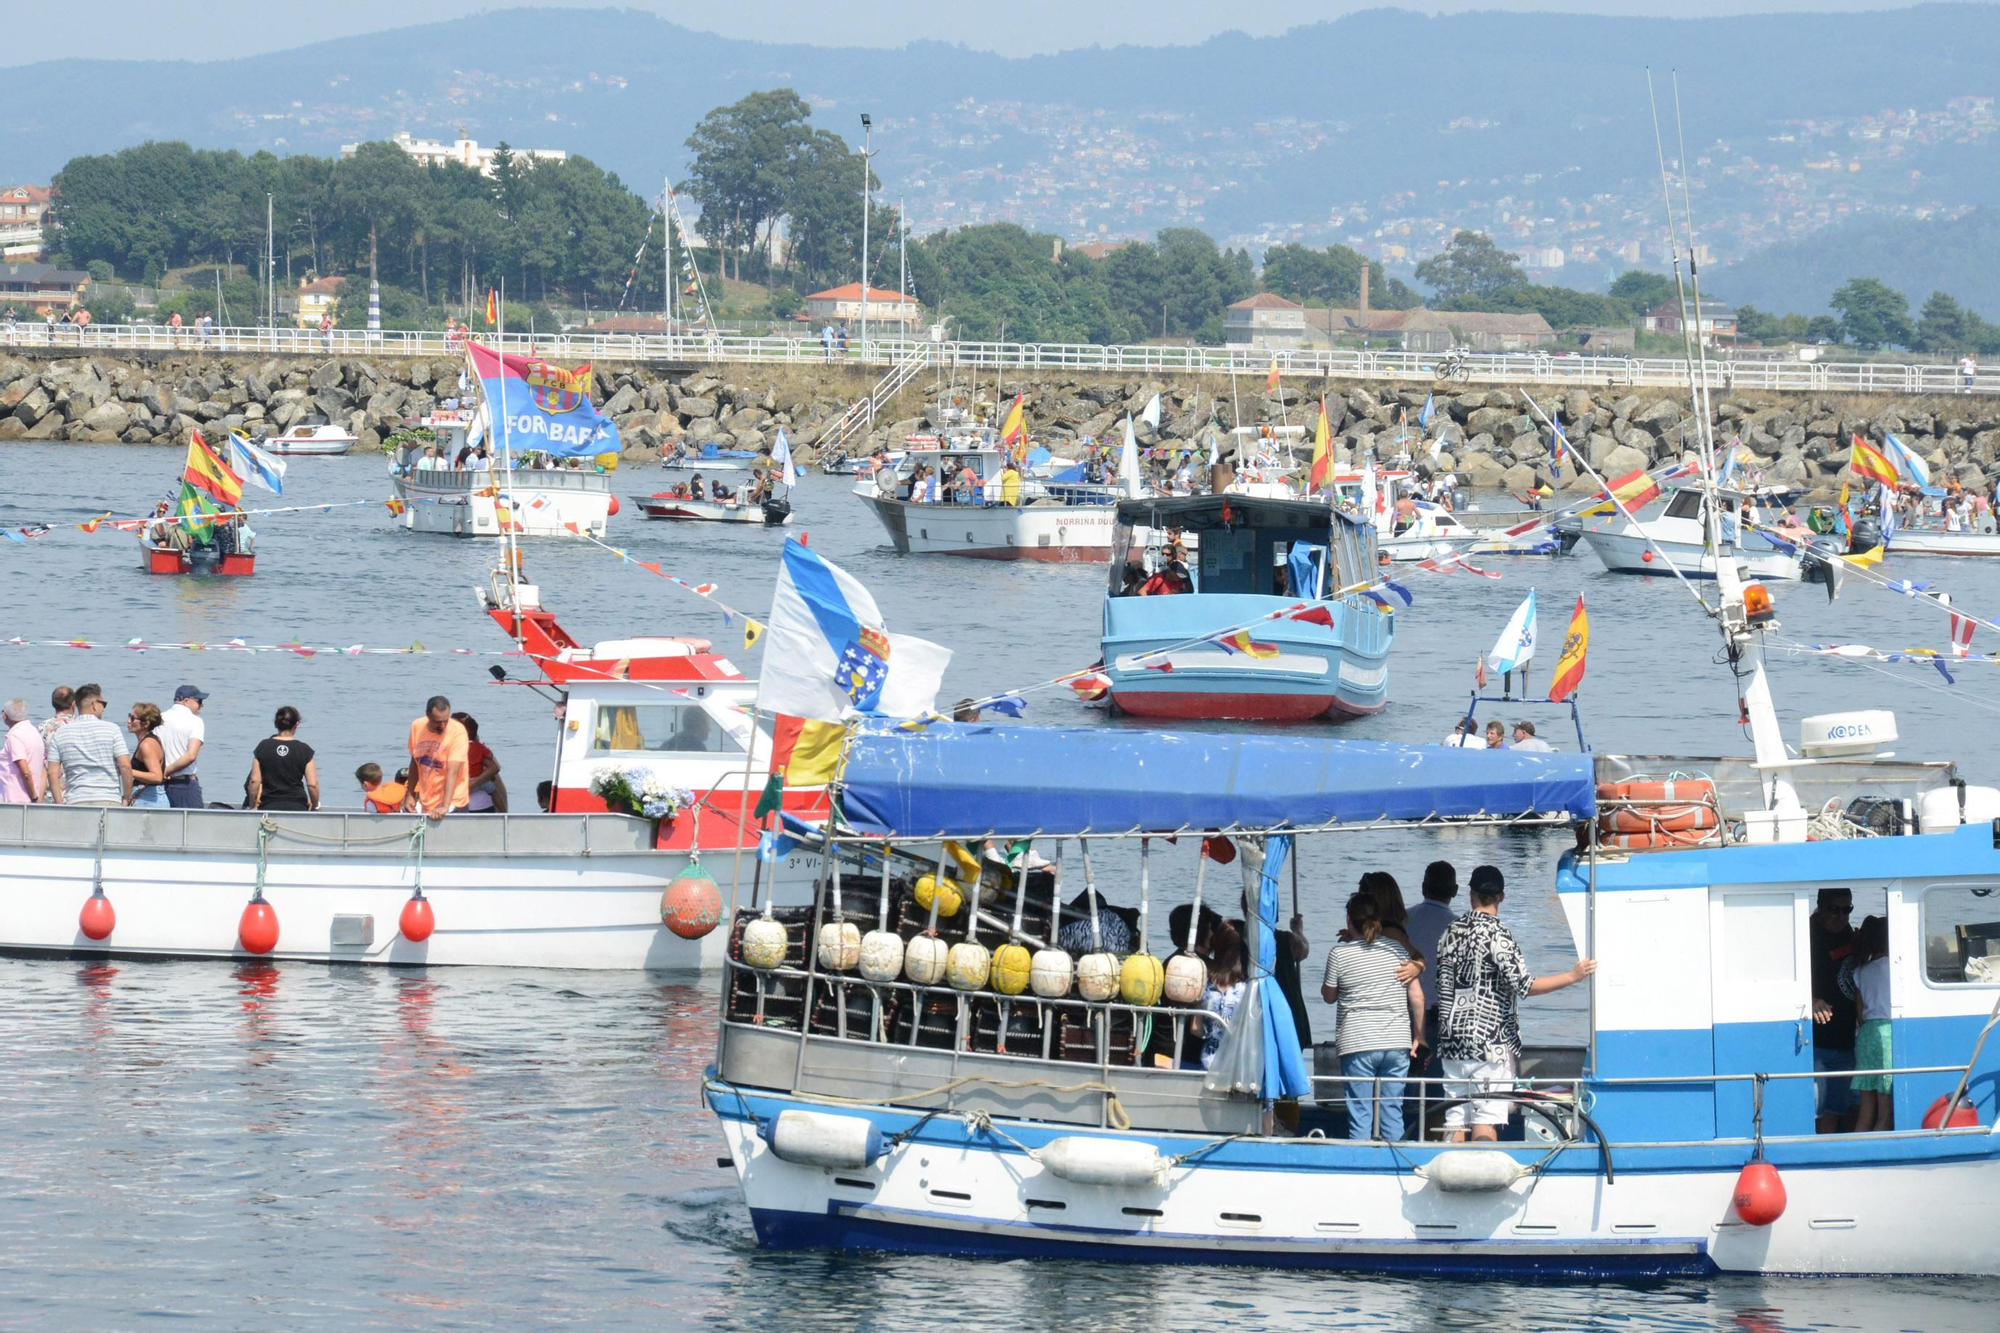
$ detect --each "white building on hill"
[340,131,567,178]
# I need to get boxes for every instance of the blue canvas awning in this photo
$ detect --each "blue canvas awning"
[838,724,1596,837]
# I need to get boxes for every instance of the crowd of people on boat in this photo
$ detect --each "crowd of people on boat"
[0,685,508,818]
[1442,716,1557,751]
[1056,850,1593,1142]
[664,469,781,506]
[390,440,602,476]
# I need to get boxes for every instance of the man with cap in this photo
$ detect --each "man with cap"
[1510,720,1554,752]
[158,684,209,808]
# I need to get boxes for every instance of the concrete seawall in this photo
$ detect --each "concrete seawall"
[3,350,1993,496]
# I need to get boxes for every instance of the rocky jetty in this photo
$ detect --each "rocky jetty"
[1,352,1992,497]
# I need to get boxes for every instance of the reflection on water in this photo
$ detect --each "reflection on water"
[6,447,2000,1326]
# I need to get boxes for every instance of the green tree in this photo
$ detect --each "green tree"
[1829,277,1912,349]
[1414,231,1526,304]
[1733,304,1784,343]
[1608,270,1676,315]
[683,89,814,280]
[1915,290,1977,354]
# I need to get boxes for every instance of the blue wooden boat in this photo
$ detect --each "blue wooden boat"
[1099,494,1392,721]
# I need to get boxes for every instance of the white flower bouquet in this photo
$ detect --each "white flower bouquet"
[590,766,694,822]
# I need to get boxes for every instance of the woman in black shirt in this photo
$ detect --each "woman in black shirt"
[248,706,319,811]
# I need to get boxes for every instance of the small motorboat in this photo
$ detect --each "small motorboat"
[664,443,759,473]
[634,488,792,526]
[261,423,355,455]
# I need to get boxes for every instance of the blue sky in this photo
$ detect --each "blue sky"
[0,0,1953,64]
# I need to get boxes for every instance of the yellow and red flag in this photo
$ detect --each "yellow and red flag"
[1265,358,1281,392]
[1213,628,1281,659]
[1548,594,1589,702]
[384,497,406,516]
[1849,434,1899,486]
[1307,397,1333,493]
[183,431,243,507]
[999,394,1026,446]
[77,512,111,533]
[1579,468,1661,517]
[485,288,499,327]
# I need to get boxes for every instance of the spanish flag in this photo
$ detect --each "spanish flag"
[486,288,499,327]
[1579,468,1661,517]
[1849,435,1899,487]
[1214,629,1281,659]
[1265,358,1281,392]
[1307,397,1333,493]
[78,512,111,533]
[1547,594,1588,702]
[999,394,1026,446]
[183,431,243,507]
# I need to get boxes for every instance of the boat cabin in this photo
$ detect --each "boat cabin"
[1109,493,1374,598]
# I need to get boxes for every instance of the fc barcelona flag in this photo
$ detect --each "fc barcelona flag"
[468,340,620,457]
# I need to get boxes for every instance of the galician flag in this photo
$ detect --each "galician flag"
[227,429,287,495]
[758,537,952,722]
[1882,432,1931,488]
[1547,595,1588,701]
[468,340,620,457]
[1487,590,1538,676]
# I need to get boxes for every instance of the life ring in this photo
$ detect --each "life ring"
[1597,779,1718,805]
[1601,805,1720,834]
[1600,828,1722,850]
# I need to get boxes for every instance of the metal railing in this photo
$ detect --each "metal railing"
[4,320,1995,400]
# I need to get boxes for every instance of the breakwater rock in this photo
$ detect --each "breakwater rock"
[0,352,1992,496]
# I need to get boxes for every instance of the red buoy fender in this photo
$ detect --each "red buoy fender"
[399,895,436,943]
[79,893,116,941]
[239,899,280,955]
[1923,1094,1981,1129]
[607,494,621,516]
[661,867,723,940]
[1732,1160,1786,1226]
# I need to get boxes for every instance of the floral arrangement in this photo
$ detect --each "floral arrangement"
[590,767,695,822]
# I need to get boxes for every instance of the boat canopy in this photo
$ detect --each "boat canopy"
[837,724,1596,838]
[1113,494,1368,534]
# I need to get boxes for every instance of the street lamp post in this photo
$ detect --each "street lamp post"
[859,113,872,362]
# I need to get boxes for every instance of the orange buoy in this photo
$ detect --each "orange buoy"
[1641,549,1655,563]
[399,893,436,943]
[79,893,115,941]
[238,898,280,955]
[1732,1160,1786,1226]
[661,864,723,939]
[607,495,621,516]
[1602,805,1720,835]
[1923,1095,1980,1129]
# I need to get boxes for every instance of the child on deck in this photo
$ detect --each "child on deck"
[357,762,407,813]
[1842,915,1894,1132]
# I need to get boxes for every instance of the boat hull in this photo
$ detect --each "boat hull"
[712,1087,2000,1277]
[862,493,1117,561]
[1887,529,2000,556]
[1581,528,1801,581]
[394,470,613,538]
[1102,592,1393,721]
[0,806,813,969]
[634,496,787,525]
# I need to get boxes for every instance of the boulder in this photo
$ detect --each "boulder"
[600,384,644,418]
[309,360,342,390]
[80,400,131,434]
[1465,406,1511,436]
[1633,398,1681,428]
[677,394,717,420]
[1500,463,1538,493]
[1459,451,1508,486]
[1770,450,1810,485]
[1611,394,1641,420]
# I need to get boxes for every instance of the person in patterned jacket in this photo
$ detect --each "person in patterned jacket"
[1434,864,1596,1142]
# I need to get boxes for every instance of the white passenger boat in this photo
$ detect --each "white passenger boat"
[1887,525,2000,557]
[1580,486,1802,580]
[392,411,614,538]
[260,423,356,455]
[857,446,1121,561]
[704,498,2000,1277]
[634,489,792,526]
[0,577,823,968]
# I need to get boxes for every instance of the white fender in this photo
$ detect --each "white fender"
[1416,1149,1528,1192]
[758,1109,887,1170]
[1034,1136,1167,1188]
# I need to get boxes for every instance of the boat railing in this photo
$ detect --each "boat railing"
[402,468,612,493]
[0,804,656,857]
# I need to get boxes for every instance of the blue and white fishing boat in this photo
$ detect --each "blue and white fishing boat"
[703,518,2000,1275]
[1099,494,1393,721]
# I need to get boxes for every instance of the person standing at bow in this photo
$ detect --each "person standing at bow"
[404,696,469,821]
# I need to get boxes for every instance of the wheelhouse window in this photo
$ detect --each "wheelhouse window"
[1923,884,2000,983]
[1663,489,1703,520]
[590,704,743,755]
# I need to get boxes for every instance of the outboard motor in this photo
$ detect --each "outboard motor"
[1848,514,1883,553]
[762,495,793,527]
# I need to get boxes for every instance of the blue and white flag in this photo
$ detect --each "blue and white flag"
[1487,590,1538,675]
[1879,483,1898,545]
[770,426,798,488]
[228,430,287,495]
[1419,393,1435,428]
[759,537,952,722]
[1882,432,1931,488]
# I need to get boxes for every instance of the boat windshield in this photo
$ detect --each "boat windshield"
[590,703,744,755]
[1663,488,1704,520]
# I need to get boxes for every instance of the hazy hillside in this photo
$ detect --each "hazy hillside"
[5,4,2000,264]
[1717,208,2000,316]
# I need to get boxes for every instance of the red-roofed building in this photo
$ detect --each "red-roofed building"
[1225,292,1307,350]
[803,283,922,328]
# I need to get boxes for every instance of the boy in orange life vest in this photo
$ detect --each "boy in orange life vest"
[356,762,407,812]
[405,695,470,819]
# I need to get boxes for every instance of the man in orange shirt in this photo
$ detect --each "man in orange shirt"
[404,695,469,820]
